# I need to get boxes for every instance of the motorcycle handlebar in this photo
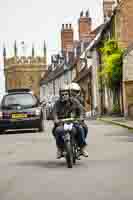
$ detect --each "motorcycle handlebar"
[59,118,83,123]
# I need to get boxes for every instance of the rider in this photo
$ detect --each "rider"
[69,82,88,139]
[69,82,84,106]
[52,83,88,158]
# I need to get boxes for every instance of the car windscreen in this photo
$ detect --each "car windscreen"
[2,93,38,108]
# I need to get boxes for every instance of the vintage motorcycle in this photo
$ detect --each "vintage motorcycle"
[57,118,81,168]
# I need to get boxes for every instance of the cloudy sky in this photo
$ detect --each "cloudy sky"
[0,0,103,96]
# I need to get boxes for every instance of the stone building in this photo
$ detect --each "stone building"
[3,41,47,97]
[123,44,133,118]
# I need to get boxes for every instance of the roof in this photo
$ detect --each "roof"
[40,18,113,86]
[91,24,104,36]
[40,62,70,85]
[40,54,80,86]
[74,65,91,82]
[89,19,112,49]
[80,23,106,58]
[7,88,32,93]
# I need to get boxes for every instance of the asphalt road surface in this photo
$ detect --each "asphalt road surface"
[0,120,133,200]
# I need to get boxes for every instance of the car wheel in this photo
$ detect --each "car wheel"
[0,129,5,134]
[38,120,44,132]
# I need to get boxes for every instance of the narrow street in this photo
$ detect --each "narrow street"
[0,120,133,200]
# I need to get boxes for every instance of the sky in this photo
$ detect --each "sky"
[0,0,103,98]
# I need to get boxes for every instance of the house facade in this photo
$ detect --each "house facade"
[40,58,75,100]
[123,44,133,118]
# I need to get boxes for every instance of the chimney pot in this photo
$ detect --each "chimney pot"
[80,10,83,17]
[86,10,89,17]
[62,24,64,29]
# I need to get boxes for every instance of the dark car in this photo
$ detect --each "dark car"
[0,89,44,133]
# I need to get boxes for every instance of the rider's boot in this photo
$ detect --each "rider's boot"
[56,147,62,159]
[80,145,88,157]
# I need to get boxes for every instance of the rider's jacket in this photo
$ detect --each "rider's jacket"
[53,97,85,120]
[77,95,85,107]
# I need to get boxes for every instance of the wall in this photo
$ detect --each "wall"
[115,0,133,48]
[4,55,47,97]
[123,47,133,117]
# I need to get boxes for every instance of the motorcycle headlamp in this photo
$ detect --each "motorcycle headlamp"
[35,108,41,116]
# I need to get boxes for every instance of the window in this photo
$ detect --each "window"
[3,93,37,107]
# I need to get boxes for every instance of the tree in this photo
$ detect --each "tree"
[99,39,124,112]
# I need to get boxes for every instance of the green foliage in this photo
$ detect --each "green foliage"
[99,39,123,90]
[112,103,121,114]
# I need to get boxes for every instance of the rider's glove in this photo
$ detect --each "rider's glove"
[80,116,84,122]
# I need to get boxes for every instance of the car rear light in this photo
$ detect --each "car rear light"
[0,112,3,119]
[3,112,10,119]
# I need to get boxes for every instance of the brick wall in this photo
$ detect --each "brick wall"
[116,0,133,48]
[78,11,92,42]
[61,24,74,53]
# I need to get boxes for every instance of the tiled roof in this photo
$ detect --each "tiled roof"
[74,66,91,82]
[40,62,70,85]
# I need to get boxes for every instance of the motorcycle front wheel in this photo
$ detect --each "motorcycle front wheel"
[65,141,73,168]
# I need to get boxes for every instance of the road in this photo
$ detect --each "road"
[0,120,133,200]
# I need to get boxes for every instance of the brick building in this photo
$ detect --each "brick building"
[114,0,133,48]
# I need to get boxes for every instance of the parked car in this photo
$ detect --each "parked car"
[0,88,44,133]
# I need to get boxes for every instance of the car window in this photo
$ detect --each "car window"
[2,93,37,107]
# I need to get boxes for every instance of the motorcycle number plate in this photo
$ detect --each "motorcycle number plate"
[64,123,73,131]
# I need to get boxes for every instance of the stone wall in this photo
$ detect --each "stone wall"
[4,61,46,97]
[123,47,133,117]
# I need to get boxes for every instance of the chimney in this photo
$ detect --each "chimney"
[78,9,92,42]
[62,24,65,30]
[43,40,47,58]
[61,23,74,54]
[103,0,115,21]
[3,43,6,66]
[32,43,35,57]
[14,40,17,57]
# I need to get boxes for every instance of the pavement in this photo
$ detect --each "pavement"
[97,116,133,129]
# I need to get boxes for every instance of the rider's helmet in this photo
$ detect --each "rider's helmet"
[59,83,70,102]
[69,82,81,97]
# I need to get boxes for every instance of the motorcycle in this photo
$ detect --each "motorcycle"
[57,118,81,168]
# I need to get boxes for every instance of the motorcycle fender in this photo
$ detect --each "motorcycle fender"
[63,133,70,142]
